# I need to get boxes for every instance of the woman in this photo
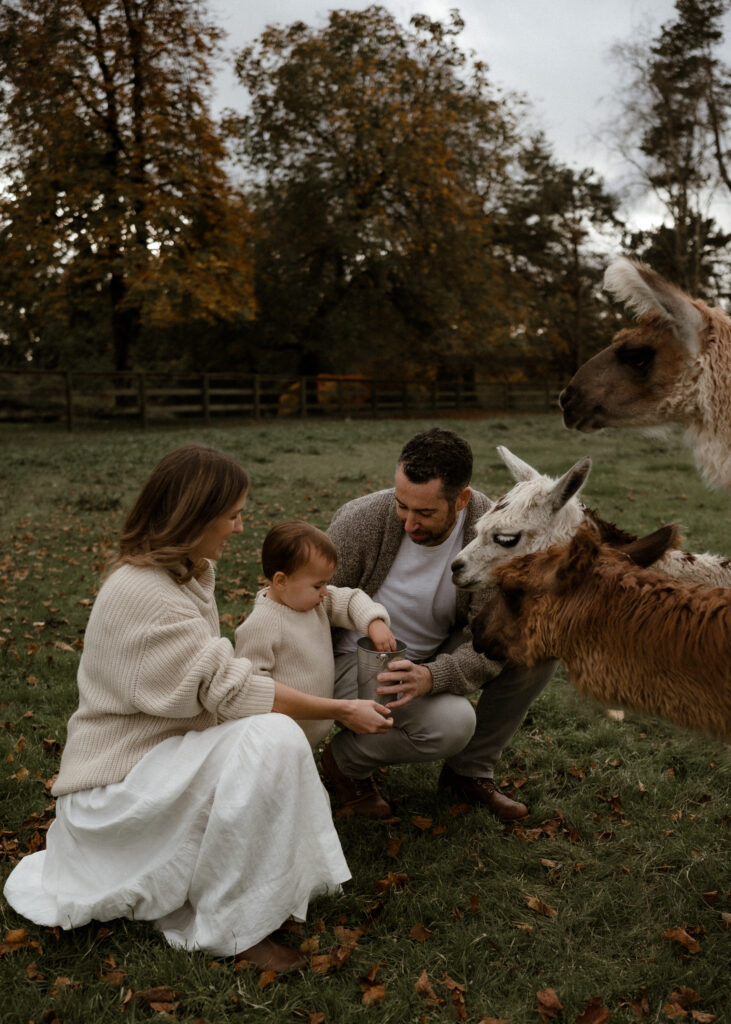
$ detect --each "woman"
[4,444,392,972]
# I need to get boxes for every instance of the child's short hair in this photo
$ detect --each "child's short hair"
[262,520,337,579]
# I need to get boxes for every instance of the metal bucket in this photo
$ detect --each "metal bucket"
[356,636,407,704]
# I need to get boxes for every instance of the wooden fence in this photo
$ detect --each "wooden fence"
[0,369,563,429]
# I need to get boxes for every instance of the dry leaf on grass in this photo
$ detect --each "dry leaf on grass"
[409,922,434,942]
[375,871,408,893]
[663,927,702,954]
[386,836,402,857]
[414,969,443,1006]
[527,896,558,917]
[444,974,467,1022]
[575,996,610,1024]
[536,988,563,1021]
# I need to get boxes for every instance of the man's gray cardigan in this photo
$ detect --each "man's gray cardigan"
[328,488,502,697]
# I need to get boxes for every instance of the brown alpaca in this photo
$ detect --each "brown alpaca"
[560,258,731,489]
[471,523,731,741]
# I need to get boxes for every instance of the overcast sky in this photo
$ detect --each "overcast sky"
[209,0,731,230]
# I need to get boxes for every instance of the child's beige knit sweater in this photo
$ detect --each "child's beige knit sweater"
[235,586,389,747]
[53,562,275,796]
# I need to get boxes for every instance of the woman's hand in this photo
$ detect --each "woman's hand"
[368,619,397,652]
[338,699,394,734]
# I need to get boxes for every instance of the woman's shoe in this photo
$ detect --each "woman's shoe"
[235,935,307,973]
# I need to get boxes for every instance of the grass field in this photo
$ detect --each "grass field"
[1,414,729,1024]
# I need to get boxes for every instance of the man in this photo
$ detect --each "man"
[321,427,555,822]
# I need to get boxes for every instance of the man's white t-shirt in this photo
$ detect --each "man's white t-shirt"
[335,508,467,661]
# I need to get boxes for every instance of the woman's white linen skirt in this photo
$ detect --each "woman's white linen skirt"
[4,714,350,956]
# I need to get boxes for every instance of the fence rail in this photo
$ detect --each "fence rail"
[0,369,563,429]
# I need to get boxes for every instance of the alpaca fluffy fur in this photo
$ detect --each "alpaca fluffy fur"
[450,446,731,591]
[471,523,731,741]
[560,257,731,489]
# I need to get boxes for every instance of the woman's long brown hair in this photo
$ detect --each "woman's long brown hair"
[115,444,249,582]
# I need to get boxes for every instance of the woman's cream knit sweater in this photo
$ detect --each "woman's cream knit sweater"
[53,562,275,796]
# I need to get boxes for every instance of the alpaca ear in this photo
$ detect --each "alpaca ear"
[549,457,592,512]
[552,521,600,592]
[619,523,679,568]
[497,446,539,482]
[603,257,704,357]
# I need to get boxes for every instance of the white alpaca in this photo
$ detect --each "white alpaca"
[451,446,731,589]
[559,257,731,489]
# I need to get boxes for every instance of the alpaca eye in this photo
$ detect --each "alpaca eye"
[494,533,521,548]
[617,345,655,373]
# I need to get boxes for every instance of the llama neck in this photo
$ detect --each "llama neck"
[681,325,731,488]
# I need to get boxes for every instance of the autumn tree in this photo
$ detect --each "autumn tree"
[225,6,523,378]
[0,0,256,371]
[608,0,731,294]
[501,134,622,376]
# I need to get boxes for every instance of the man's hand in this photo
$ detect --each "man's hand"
[376,659,433,709]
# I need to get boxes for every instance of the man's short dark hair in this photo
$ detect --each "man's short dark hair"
[397,428,473,500]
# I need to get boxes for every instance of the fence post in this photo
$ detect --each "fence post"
[201,373,210,425]
[370,379,378,415]
[138,372,148,428]
[253,375,261,419]
[64,371,74,432]
[300,376,308,417]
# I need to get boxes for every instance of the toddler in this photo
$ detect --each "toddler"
[235,520,396,746]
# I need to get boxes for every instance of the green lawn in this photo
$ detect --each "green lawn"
[1,415,729,1024]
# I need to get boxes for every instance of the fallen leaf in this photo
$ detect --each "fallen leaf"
[1,928,30,953]
[135,987,178,1005]
[527,897,558,917]
[409,922,434,942]
[375,871,408,893]
[414,969,443,1005]
[309,1014,326,1024]
[690,1013,715,1023]
[310,953,333,974]
[670,989,701,1009]
[444,974,467,1022]
[361,982,386,1005]
[536,988,563,1021]
[663,1004,688,1019]
[412,815,433,830]
[259,970,277,988]
[386,836,402,858]
[663,927,702,954]
[576,996,610,1023]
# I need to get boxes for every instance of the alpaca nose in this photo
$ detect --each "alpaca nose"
[451,557,464,573]
[559,384,574,409]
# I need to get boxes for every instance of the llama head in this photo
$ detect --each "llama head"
[560,257,708,432]
[470,520,679,664]
[450,446,591,590]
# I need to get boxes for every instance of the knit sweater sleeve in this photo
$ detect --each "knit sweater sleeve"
[134,615,274,721]
[323,586,390,633]
[89,566,275,722]
[427,622,504,696]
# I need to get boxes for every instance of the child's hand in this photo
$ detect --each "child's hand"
[368,619,397,652]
